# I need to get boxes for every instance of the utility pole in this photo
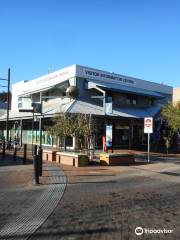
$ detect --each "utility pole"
[6,68,10,142]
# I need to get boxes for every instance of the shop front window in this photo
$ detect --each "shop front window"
[66,136,73,147]
[114,125,129,146]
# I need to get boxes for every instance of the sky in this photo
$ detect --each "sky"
[0,0,180,88]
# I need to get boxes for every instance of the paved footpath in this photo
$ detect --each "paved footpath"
[1,154,180,240]
[0,154,66,240]
[29,157,180,240]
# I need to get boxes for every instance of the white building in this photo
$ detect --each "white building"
[0,64,173,149]
[173,87,180,105]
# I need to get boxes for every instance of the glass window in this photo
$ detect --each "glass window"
[132,98,138,105]
[126,98,131,104]
[18,102,22,108]
[66,136,73,147]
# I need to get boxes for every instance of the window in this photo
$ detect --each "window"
[126,95,138,105]
[132,98,138,105]
[18,102,22,108]
[149,99,154,106]
[66,136,73,147]
[126,98,131,104]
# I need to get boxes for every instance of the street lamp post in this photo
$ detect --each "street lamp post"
[38,92,43,176]
[6,68,10,142]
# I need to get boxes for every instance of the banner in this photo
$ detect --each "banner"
[106,125,112,147]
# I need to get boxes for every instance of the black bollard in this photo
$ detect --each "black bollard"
[38,147,43,176]
[13,147,17,161]
[34,145,37,156]
[23,144,27,164]
[2,140,5,158]
[33,154,39,185]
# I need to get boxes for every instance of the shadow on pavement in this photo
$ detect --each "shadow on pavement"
[0,151,33,167]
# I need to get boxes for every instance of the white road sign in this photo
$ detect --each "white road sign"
[144,117,153,134]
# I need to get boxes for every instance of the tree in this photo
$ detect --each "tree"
[161,101,180,153]
[46,113,95,151]
[0,92,11,103]
[162,102,180,133]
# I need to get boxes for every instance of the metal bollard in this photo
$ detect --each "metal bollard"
[34,145,37,156]
[33,154,39,185]
[2,140,5,158]
[23,144,27,164]
[38,147,43,176]
[13,147,17,161]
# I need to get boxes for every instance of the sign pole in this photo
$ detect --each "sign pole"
[144,117,153,163]
[148,133,150,163]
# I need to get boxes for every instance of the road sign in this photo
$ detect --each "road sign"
[144,117,153,163]
[144,117,153,134]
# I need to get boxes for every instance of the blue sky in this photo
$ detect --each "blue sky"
[0,0,180,87]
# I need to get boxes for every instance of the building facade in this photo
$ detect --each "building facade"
[0,64,173,150]
[173,87,180,105]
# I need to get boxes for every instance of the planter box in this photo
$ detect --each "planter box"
[100,153,135,166]
[43,150,57,162]
[56,152,89,167]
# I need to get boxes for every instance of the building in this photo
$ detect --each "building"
[173,87,180,105]
[0,64,172,150]
[0,100,7,139]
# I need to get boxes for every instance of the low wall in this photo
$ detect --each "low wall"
[100,153,135,166]
[56,152,89,167]
[42,150,89,167]
[43,150,57,162]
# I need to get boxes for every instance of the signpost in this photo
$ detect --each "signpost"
[144,117,153,163]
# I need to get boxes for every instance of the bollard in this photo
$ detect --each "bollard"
[34,145,37,156]
[13,147,17,161]
[23,144,27,164]
[38,147,43,176]
[2,140,5,158]
[33,154,39,185]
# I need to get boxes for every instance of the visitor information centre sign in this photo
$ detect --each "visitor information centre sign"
[144,117,153,134]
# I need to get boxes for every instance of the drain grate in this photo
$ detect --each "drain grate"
[0,163,67,240]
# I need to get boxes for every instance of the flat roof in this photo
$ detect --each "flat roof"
[12,64,173,97]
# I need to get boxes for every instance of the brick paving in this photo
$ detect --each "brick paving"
[1,151,180,240]
[29,158,180,240]
[0,152,66,240]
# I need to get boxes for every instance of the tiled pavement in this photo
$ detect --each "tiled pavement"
[0,155,66,240]
[30,159,180,240]
[1,152,180,240]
